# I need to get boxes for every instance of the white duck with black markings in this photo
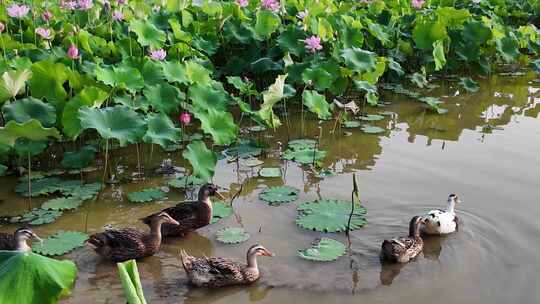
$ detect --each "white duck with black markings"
[422,194,461,235]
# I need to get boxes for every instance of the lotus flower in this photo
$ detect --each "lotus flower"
[411,0,425,9]
[35,27,52,39]
[179,112,191,125]
[7,4,30,18]
[236,0,248,7]
[260,0,280,12]
[117,0,126,4]
[0,22,5,33]
[60,1,78,10]
[67,44,79,59]
[296,10,308,19]
[78,0,93,10]
[112,10,123,21]
[304,35,322,53]
[149,49,166,61]
[42,11,53,22]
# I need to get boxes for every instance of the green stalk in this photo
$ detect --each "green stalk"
[18,19,23,44]
[27,151,32,211]
[102,139,109,184]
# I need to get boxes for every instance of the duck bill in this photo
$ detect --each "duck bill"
[32,233,43,243]
[262,250,275,257]
[170,219,180,226]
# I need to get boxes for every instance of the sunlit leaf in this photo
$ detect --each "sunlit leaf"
[297,238,346,262]
[302,90,331,120]
[296,199,367,233]
[143,83,184,114]
[62,87,109,139]
[0,119,61,147]
[0,69,32,103]
[433,40,446,71]
[259,167,281,178]
[210,201,233,224]
[117,260,147,304]
[259,74,287,128]
[254,10,281,39]
[194,109,238,146]
[29,61,68,103]
[341,48,377,73]
[130,19,166,49]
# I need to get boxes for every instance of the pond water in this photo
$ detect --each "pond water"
[1,73,540,304]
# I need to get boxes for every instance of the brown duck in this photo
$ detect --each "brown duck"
[180,244,274,288]
[87,212,179,262]
[380,216,426,263]
[0,227,42,252]
[141,183,223,237]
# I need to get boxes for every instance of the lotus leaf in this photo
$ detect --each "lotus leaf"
[28,60,68,102]
[0,251,77,304]
[412,20,447,51]
[2,97,56,127]
[79,106,146,147]
[210,201,233,224]
[259,186,300,205]
[254,10,281,39]
[168,175,205,189]
[223,140,262,158]
[183,141,217,182]
[161,61,188,84]
[302,90,332,120]
[117,260,147,304]
[41,197,84,210]
[14,138,48,158]
[343,121,361,128]
[0,69,32,103]
[130,19,166,49]
[127,188,166,203]
[283,148,326,165]
[95,65,145,93]
[531,59,540,73]
[241,158,264,167]
[359,114,385,121]
[61,146,97,170]
[32,231,89,256]
[296,200,367,233]
[143,113,182,148]
[21,208,63,225]
[194,109,238,146]
[0,119,61,147]
[67,182,102,200]
[188,83,228,112]
[302,66,333,91]
[258,74,287,128]
[433,40,447,71]
[496,34,520,63]
[259,167,281,178]
[341,48,377,73]
[287,139,316,151]
[143,83,185,114]
[419,97,448,114]
[361,125,386,134]
[297,238,346,262]
[62,87,109,139]
[185,61,212,85]
[458,77,479,93]
[15,177,62,197]
[215,227,250,244]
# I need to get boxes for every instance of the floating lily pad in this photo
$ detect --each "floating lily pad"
[223,140,262,158]
[0,251,77,304]
[14,177,78,197]
[240,158,264,167]
[210,201,233,224]
[297,238,346,262]
[32,231,89,256]
[296,200,367,233]
[359,114,385,121]
[128,188,166,203]
[287,139,316,151]
[283,148,326,165]
[20,208,63,225]
[168,175,205,190]
[66,182,102,200]
[259,167,281,177]
[343,121,361,128]
[41,197,84,211]
[215,227,250,244]
[458,77,479,93]
[259,186,300,205]
[361,125,386,134]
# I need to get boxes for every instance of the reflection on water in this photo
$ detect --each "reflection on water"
[0,73,540,303]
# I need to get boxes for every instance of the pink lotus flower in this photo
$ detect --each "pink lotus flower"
[117,0,126,4]
[42,11,53,22]
[411,0,425,9]
[260,0,280,12]
[179,112,191,125]
[36,27,52,39]
[60,1,78,10]
[149,49,166,61]
[67,44,79,59]
[112,10,124,21]
[304,35,322,53]
[78,0,93,10]
[7,4,30,18]
[236,0,248,7]
[0,22,5,33]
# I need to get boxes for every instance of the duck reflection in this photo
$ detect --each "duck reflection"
[422,235,445,260]
[379,261,407,286]
[183,284,272,304]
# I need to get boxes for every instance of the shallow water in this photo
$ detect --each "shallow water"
[1,73,540,303]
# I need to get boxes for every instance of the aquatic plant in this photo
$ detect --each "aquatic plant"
[297,238,346,262]
[117,260,147,304]
[215,227,250,244]
[32,231,89,256]
[259,186,300,205]
[296,200,367,233]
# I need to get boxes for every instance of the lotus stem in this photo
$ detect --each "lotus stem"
[102,139,109,184]
[346,174,359,247]
[18,19,23,44]
[135,143,142,178]
[27,151,32,211]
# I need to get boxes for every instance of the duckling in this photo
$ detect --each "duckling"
[381,216,426,263]
[422,194,461,235]
[180,244,274,288]
[141,183,224,237]
[87,212,179,262]
[0,227,42,252]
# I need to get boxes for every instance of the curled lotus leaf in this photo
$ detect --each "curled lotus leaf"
[297,238,346,262]
[32,230,89,256]
[117,260,147,304]
[210,201,233,224]
[182,141,217,182]
[259,186,300,205]
[296,199,367,233]
[0,119,61,147]
[41,197,84,211]
[302,90,332,120]
[127,188,166,203]
[0,69,32,103]
[215,227,250,244]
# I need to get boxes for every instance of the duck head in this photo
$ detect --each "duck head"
[14,227,42,252]
[408,216,427,237]
[198,183,226,202]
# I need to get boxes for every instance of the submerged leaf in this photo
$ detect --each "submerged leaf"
[296,200,367,233]
[215,227,250,244]
[32,231,89,256]
[297,238,346,262]
[259,186,300,205]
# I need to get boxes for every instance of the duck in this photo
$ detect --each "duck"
[141,183,224,237]
[180,244,274,288]
[86,212,179,262]
[0,227,42,252]
[380,216,426,263]
[422,194,461,235]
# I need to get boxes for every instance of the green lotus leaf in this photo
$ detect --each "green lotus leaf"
[419,97,448,114]
[413,20,447,51]
[41,197,84,211]
[61,146,97,170]
[458,77,479,93]
[496,33,520,63]
[32,231,89,256]
[296,199,367,233]
[29,60,68,103]
[254,10,281,39]
[387,58,405,76]
[183,141,217,182]
[188,83,228,112]
[141,60,164,86]
[259,74,287,129]
[259,186,300,205]
[223,140,262,158]
[143,83,184,114]
[410,73,428,88]
[0,69,32,103]
[143,113,182,148]
[21,208,63,225]
[0,119,61,147]
[277,26,306,56]
[287,139,316,151]
[128,188,166,203]
[168,175,205,190]
[130,19,166,49]
[359,114,385,121]
[341,48,377,73]
[241,158,263,167]
[117,260,147,304]
[353,80,377,94]
[433,40,446,71]
[210,201,233,224]
[185,61,211,85]
[161,61,188,84]
[0,251,77,304]
[194,109,238,146]
[79,106,147,147]
[343,121,361,128]
[14,138,48,157]
[66,182,102,200]
[95,65,145,93]
[2,97,56,127]
[15,177,61,197]
[215,227,250,244]
[297,238,346,262]
[462,20,492,46]
[226,76,256,96]
[62,87,109,139]
[302,90,332,120]
[361,125,386,134]
[283,148,326,165]
[259,167,281,178]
